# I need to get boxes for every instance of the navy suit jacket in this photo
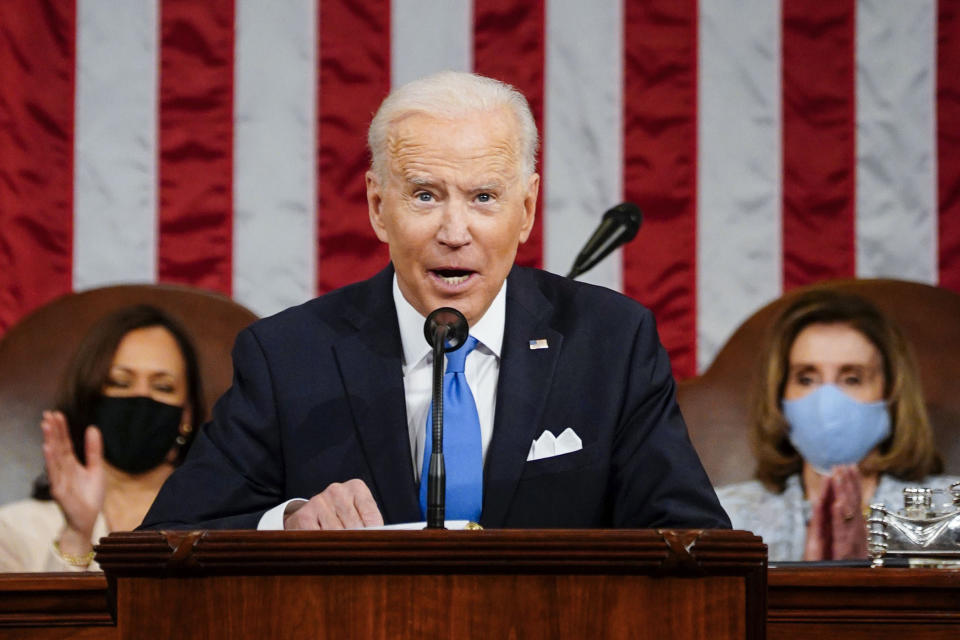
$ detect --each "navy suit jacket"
[142,265,730,529]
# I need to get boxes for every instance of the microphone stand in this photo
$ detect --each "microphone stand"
[422,306,468,530]
[426,324,448,529]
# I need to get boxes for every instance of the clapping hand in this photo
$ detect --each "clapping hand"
[803,465,868,561]
[41,411,106,555]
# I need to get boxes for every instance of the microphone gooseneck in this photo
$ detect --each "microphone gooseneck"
[567,202,643,279]
[422,307,469,529]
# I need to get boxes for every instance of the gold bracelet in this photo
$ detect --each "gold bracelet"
[53,540,95,567]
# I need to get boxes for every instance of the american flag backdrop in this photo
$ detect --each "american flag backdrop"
[2,0,959,380]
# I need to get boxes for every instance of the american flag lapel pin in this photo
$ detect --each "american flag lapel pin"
[528,338,549,350]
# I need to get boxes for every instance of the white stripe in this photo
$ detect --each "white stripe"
[542,0,623,291]
[696,0,782,372]
[391,0,472,87]
[73,0,158,289]
[855,0,937,284]
[233,0,317,317]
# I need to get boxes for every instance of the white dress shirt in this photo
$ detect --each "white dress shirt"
[258,275,505,529]
[394,275,504,483]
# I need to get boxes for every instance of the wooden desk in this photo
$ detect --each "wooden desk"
[769,567,960,639]
[0,573,114,640]
[6,556,958,639]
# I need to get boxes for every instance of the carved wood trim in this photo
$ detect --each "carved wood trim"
[769,567,960,625]
[0,573,113,628]
[95,529,766,577]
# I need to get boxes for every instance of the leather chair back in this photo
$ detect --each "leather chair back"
[0,285,258,503]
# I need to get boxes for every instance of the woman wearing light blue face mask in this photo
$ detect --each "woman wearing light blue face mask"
[715,290,959,562]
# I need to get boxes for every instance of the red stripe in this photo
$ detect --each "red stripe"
[781,0,856,290]
[938,0,960,293]
[157,0,235,294]
[316,0,391,293]
[473,0,545,269]
[622,1,699,380]
[0,0,76,332]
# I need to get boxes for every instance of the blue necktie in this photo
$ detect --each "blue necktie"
[419,336,483,521]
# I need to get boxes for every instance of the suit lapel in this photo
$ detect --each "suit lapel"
[481,268,563,527]
[332,267,422,524]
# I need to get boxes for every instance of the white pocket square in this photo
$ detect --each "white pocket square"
[526,428,582,461]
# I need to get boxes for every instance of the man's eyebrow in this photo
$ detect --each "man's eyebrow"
[471,182,504,192]
[406,176,436,187]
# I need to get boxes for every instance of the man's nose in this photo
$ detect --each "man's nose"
[436,200,471,247]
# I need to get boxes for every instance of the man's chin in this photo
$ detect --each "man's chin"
[425,296,470,316]
[419,295,480,327]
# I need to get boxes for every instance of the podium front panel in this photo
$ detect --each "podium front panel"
[97,529,766,640]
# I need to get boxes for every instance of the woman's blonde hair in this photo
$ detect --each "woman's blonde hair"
[751,289,941,492]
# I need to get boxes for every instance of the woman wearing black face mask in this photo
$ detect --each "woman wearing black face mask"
[0,305,203,572]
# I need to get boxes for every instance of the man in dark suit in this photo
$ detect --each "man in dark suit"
[142,72,729,531]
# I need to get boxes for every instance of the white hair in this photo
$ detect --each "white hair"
[367,71,539,180]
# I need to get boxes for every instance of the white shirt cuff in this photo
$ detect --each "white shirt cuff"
[256,498,307,530]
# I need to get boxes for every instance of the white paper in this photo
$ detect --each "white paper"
[368,520,476,530]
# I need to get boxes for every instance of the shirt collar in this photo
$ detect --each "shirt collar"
[393,274,506,374]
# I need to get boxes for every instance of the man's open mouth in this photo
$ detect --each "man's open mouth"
[431,268,474,286]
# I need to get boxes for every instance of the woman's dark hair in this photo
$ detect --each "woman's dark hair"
[32,305,205,499]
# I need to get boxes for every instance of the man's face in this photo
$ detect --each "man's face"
[366,108,538,327]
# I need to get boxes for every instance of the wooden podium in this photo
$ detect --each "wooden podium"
[93,529,766,639]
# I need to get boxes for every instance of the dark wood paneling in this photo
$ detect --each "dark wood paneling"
[98,529,767,640]
[117,574,745,640]
[769,567,960,639]
[0,573,115,639]
[8,555,960,639]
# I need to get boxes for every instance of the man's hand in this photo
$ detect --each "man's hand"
[803,465,867,561]
[283,479,384,530]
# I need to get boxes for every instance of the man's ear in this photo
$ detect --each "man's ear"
[366,170,390,243]
[517,172,539,244]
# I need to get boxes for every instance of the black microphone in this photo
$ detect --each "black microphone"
[422,307,469,529]
[423,307,469,352]
[566,202,643,279]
